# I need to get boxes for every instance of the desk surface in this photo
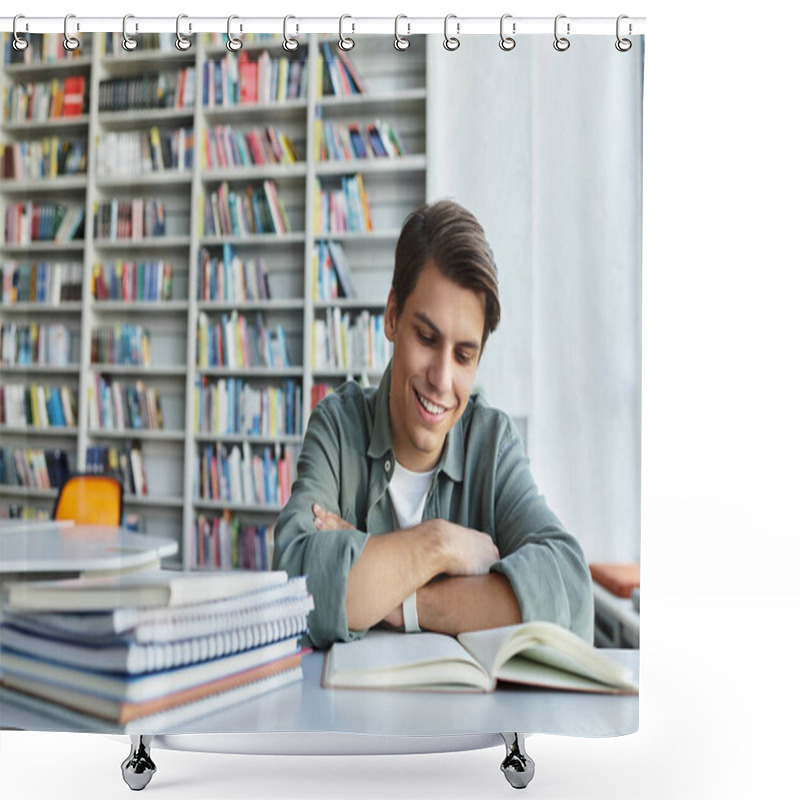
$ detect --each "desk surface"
[0,649,638,739]
[0,522,178,573]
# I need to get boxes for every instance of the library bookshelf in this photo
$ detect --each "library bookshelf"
[1,32,431,569]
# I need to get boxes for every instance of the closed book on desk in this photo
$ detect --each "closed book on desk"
[0,610,310,674]
[0,646,307,724]
[1,577,311,643]
[323,622,638,694]
[0,666,304,734]
[3,569,288,611]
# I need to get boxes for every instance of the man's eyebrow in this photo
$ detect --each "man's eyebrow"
[413,312,481,351]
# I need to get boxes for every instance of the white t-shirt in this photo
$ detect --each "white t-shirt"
[387,459,436,633]
[387,460,436,529]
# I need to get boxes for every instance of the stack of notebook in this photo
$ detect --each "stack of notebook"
[0,569,313,732]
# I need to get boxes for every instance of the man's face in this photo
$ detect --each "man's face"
[385,259,485,472]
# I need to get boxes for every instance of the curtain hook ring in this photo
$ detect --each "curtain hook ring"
[12,15,29,52]
[615,15,632,52]
[63,13,80,51]
[122,15,138,51]
[339,14,355,51]
[227,15,243,52]
[283,15,299,51]
[443,14,460,51]
[175,14,192,51]
[553,14,570,52]
[499,14,516,51]
[394,15,410,51]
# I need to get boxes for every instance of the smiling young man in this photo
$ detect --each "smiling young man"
[273,200,593,649]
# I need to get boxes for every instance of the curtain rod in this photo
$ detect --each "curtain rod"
[1,16,646,37]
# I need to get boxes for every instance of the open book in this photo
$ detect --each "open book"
[322,621,638,694]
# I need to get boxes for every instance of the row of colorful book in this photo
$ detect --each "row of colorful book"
[202,48,309,107]
[98,70,196,112]
[3,75,87,123]
[203,180,291,237]
[90,324,151,366]
[315,118,406,162]
[2,261,83,305]
[4,202,85,244]
[203,124,298,169]
[318,40,366,97]
[85,443,148,497]
[196,311,291,370]
[0,446,70,490]
[194,377,302,437]
[311,308,391,371]
[314,174,373,233]
[310,382,336,411]
[197,245,272,303]
[0,322,75,367]
[194,515,276,570]
[195,441,298,507]
[97,32,176,55]
[4,32,92,64]
[0,504,51,521]
[0,570,313,732]
[312,239,355,300]
[95,127,194,176]
[92,260,174,303]
[88,375,166,432]
[0,383,77,429]
[93,198,168,241]
[1,137,88,180]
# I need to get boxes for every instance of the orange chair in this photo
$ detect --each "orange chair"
[53,474,124,526]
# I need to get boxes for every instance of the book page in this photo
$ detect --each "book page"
[324,630,491,690]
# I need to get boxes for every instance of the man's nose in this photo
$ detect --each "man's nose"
[427,348,452,393]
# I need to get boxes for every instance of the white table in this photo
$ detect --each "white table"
[0,648,638,790]
[0,524,637,790]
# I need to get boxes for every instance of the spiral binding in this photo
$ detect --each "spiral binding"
[6,14,639,54]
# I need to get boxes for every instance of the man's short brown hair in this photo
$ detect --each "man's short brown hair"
[392,200,500,350]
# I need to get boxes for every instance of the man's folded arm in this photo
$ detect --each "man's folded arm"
[489,416,595,642]
[272,404,371,648]
[273,403,452,647]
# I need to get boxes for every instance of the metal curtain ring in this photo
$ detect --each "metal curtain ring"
[122,15,138,51]
[394,15,410,50]
[227,15,243,51]
[443,14,460,51]
[500,14,516,51]
[175,14,192,51]
[63,13,80,51]
[615,14,632,52]
[553,14,570,51]
[283,15,299,51]
[12,15,28,52]
[339,15,355,51]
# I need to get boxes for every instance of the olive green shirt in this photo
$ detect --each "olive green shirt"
[273,365,594,649]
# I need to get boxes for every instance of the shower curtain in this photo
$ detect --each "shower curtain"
[0,16,644,788]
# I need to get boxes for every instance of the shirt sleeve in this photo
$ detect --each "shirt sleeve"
[488,416,595,642]
[272,400,371,649]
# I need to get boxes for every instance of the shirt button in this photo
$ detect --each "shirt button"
[384,459,391,473]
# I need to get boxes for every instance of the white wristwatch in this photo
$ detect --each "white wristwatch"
[402,591,420,633]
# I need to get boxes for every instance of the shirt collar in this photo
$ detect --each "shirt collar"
[367,362,465,483]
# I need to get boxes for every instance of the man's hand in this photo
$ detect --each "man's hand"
[312,504,355,530]
[437,520,500,576]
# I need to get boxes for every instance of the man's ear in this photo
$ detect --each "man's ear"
[384,288,397,342]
